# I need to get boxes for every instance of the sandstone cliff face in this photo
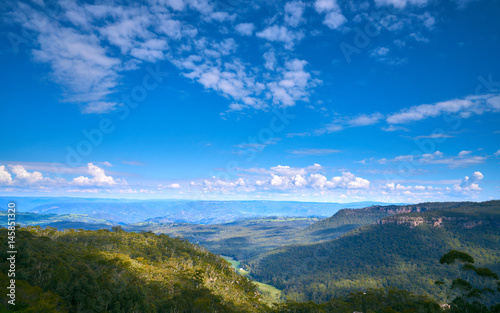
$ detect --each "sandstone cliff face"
[378,215,490,229]
[358,205,432,214]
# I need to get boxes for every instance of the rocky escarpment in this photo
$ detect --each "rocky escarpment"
[378,215,491,229]
[359,204,432,214]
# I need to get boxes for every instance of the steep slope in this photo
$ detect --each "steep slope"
[0,227,268,312]
[299,202,481,243]
[248,201,500,303]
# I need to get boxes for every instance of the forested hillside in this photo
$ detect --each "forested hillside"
[299,201,485,243]
[0,226,267,312]
[248,201,500,303]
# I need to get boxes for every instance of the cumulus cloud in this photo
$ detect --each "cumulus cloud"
[314,0,347,30]
[263,48,277,71]
[9,165,47,185]
[454,171,483,191]
[0,163,123,189]
[284,1,306,27]
[383,182,432,191]
[235,23,255,36]
[72,163,119,186]
[256,25,305,49]
[266,59,320,107]
[202,177,246,191]
[262,164,369,190]
[0,166,13,185]
[205,164,370,192]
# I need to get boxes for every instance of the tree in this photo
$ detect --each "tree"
[436,250,499,313]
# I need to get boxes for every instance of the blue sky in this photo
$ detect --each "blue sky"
[0,0,499,202]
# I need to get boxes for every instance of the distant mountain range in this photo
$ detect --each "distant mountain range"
[0,197,399,224]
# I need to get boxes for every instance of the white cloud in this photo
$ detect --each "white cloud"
[382,125,409,132]
[374,0,429,8]
[309,173,329,188]
[314,0,346,30]
[271,174,289,187]
[415,12,435,29]
[455,171,484,191]
[260,165,370,190]
[263,48,277,71]
[284,1,306,27]
[267,171,370,190]
[9,165,47,185]
[297,92,500,137]
[72,163,118,186]
[290,149,342,156]
[206,11,236,23]
[371,47,390,57]
[295,112,383,136]
[169,183,181,188]
[0,166,13,185]
[458,150,472,157]
[373,151,487,168]
[323,11,347,29]
[387,94,500,124]
[331,172,370,189]
[7,1,182,113]
[495,149,500,156]
[267,59,320,107]
[202,177,247,190]
[270,164,322,176]
[293,174,308,187]
[235,23,255,36]
[7,0,324,115]
[348,113,384,126]
[314,0,340,13]
[370,47,408,65]
[413,133,454,140]
[6,0,238,114]
[383,182,432,192]
[35,27,122,113]
[256,25,305,49]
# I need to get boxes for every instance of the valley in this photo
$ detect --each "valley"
[1,198,499,311]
